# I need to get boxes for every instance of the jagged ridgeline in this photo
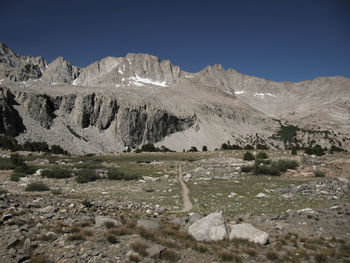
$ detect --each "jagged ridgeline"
[0,42,349,154]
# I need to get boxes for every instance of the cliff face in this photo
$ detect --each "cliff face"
[0,87,25,136]
[0,42,349,153]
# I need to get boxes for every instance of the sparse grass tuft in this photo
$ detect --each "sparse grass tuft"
[109,225,133,236]
[129,253,142,262]
[105,233,118,243]
[10,172,26,182]
[29,255,51,263]
[104,221,116,229]
[67,233,86,241]
[130,239,148,256]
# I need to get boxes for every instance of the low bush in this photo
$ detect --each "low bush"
[75,169,100,183]
[291,148,297,155]
[0,188,8,194]
[241,166,253,173]
[107,168,140,180]
[314,170,326,177]
[14,165,36,175]
[255,159,271,165]
[256,151,269,159]
[0,158,16,170]
[25,182,50,191]
[253,159,299,176]
[41,168,72,179]
[10,172,26,182]
[243,152,255,161]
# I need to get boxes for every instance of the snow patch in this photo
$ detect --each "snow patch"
[185,75,192,78]
[234,90,245,95]
[72,78,79,86]
[0,79,3,84]
[118,67,124,75]
[254,92,275,98]
[129,74,167,87]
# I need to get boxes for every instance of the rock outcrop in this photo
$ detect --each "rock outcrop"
[0,87,25,136]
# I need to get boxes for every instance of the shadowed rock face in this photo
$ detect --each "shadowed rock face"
[0,88,25,136]
[0,42,349,153]
[11,90,197,149]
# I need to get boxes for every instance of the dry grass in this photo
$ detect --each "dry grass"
[108,225,133,236]
[67,233,86,241]
[160,249,180,262]
[266,250,279,261]
[30,255,51,263]
[128,253,142,262]
[130,239,148,256]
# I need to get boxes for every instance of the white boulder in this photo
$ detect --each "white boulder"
[229,223,269,245]
[188,212,227,241]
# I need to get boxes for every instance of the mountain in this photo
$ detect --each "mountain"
[0,42,349,154]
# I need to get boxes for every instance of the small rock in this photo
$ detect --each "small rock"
[7,236,20,248]
[256,193,268,198]
[146,244,166,259]
[2,213,13,221]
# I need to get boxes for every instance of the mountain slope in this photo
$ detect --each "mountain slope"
[0,42,349,153]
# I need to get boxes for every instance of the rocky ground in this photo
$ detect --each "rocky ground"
[0,150,349,262]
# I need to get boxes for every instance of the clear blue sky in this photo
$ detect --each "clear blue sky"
[1,0,349,81]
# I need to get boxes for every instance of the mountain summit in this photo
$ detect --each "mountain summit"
[0,43,349,153]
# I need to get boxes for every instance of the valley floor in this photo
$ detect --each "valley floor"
[0,150,349,262]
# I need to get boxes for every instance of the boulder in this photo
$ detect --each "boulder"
[95,216,121,227]
[146,244,166,259]
[229,223,269,245]
[188,211,227,241]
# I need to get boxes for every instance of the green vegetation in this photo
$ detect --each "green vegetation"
[304,144,326,156]
[188,146,198,152]
[221,142,243,150]
[202,145,208,152]
[0,157,16,170]
[10,172,26,182]
[41,168,72,179]
[75,169,100,183]
[25,181,50,191]
[107,168,141,180]
[243,159,298,176]
[0,135,69,154]
[256,151,269,159]
[314,170,326,177]
[243,151,255,161]
[135,143,174,153]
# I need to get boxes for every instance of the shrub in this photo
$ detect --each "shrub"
[82,199,92,207]
[244,145,254,150]
[0,188,8,194]
[75,169,99,183]
[256,144,269,150]
[14,165,36,174]
[0,158,16,170]
[243,152,255,161]
[25,182,50,191]
[314,170,325,177]
[10,153,25,166]
[291,148,297,155]
[253,159,298,176]
[141,143,157,152]
[51,145,68,155]
[107,168,140,180]
[241,166,253,173]
[109,225,133,236]
[202,145,208,152]
[188,146,198,152]
[104,221,116,229]
[273,159,298,172]
[10,172,26,182]
[0,135,21,151]
[266,251,279,261]
[41,168,72,179]
[256,151,269,159]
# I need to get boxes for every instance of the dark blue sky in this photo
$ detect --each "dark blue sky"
[1,0,349,81]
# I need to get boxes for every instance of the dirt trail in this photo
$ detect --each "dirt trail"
[178,164,193,212]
